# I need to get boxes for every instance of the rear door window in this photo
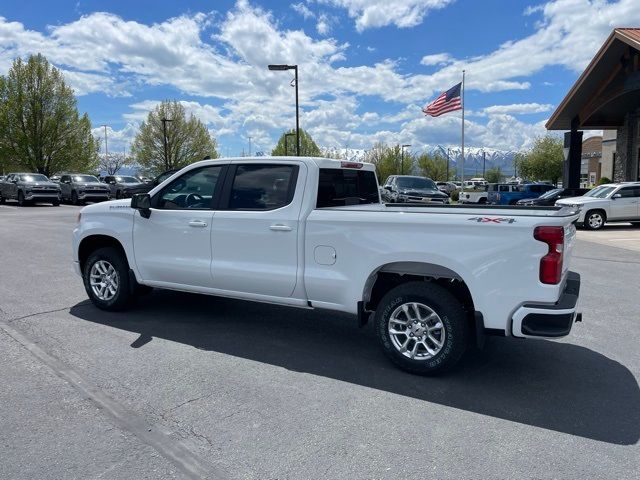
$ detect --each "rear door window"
[317,168,379,207]
[226,164,298,211]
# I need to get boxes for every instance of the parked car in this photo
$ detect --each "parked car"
[556,182,640,230]
[73,157,582,375]
[383,175,449,204]
[106,169,181,199]
[488,183,556,205]
[458,185,488,204]
[436,182,458,194]
[516,188,589,206]
[0,173,61,206]
[463,179,487,189]
[102,175,147,199]
[59,174,111,204]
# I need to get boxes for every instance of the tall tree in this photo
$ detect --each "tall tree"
[485,166,503,184]
[364,143,412,183]
[131,100,218,175]
[516,136,564,185]
[417,152,448,181]
[271,129,321,157]
[99,152,131,175]
[0,54,99,176]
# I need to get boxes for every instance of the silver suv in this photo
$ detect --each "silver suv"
[59,174,110,205]
[0,173,61,206]
[556,182,640,230]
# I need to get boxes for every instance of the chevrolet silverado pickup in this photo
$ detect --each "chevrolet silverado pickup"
[73,157,582,374]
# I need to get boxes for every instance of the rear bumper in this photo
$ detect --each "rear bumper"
[511,271,581,338]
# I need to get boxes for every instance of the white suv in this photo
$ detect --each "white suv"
[556,182,640,230]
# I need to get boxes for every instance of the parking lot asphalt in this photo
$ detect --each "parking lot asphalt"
[1,203,639,479]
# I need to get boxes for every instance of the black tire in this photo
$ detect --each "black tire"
[83,247,133,311]
[0,193,5,204]
[583,209,606,230]
[71,190,83,205]
[52,199,60,206]
[478,197,487,204]
[374,281,468,375]
[115,190,122,199]
[17,190,26,206]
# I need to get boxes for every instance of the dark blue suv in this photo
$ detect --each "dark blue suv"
[487,183,556,205]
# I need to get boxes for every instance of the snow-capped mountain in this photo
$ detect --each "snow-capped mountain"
[321,145,521,176]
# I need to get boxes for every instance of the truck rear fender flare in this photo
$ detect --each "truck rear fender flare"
[362,261,476,324]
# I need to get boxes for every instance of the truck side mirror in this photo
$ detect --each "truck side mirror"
[612,193,622,199]
[131,193,151,218]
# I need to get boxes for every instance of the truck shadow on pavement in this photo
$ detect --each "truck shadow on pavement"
[70,290,640,446]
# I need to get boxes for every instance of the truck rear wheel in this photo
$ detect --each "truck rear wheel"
[83,247,133,311]
[374,281,468,375]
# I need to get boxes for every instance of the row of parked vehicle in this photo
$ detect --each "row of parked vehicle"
[0,170,178,206]
[378,174,640,230]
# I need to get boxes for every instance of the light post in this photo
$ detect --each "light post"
[161,118,172,170]
[482,150,486,178]
[268,64,299,156]
[101,125,108,160]
[400,144,411,175]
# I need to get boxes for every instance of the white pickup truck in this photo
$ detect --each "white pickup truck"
[73,157,582,374]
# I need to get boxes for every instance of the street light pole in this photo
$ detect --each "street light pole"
[482,150,486,178]
[161,118,172,171]
[101,125,108,160]
[268,64,300,156]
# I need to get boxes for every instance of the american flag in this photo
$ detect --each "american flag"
[422,82,462,117]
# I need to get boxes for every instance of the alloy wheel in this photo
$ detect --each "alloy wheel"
[89,260,119,301]
[388,302,446,360]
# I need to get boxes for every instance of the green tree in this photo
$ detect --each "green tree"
[485,166,503,184]
[364,143,413,183]
[516,136,564,185]
[0,54,99,176]
[271,129,321,157]
[417,152,448,181]
[131,100,218,175]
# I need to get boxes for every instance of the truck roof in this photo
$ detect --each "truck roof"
[185,156,376,172]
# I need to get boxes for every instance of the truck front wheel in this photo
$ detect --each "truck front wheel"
[374,282,468,375]
[83,247,133,311]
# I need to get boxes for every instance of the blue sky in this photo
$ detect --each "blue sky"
[1,0,638,157]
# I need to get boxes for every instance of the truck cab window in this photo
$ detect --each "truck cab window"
[157,166,223,210]
[227,164,297,210]
[317,168,379,208]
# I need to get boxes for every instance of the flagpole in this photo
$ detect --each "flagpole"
[461,69,465,183]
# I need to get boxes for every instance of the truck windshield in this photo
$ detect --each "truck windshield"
[396,177,436,189]
[20,174,49,182]
[317,168,379,207]
[73,175,99,182]
[584,186,615,198]
[538,188,562,199]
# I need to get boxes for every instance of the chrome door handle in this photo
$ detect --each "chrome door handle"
[269,224,292,231]
[188,220,208,227]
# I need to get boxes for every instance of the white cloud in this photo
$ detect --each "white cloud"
[317,13,332,35]
[2,0,640,154]
[291,2,315,19]
[317,0,455,31]
[481,103,554,116]
[420,53,452,66]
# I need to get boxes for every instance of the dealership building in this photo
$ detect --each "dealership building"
[547,28,640,187]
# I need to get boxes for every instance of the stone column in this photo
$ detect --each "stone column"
[615,110,640,181]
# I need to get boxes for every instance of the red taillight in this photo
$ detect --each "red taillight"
[341,161,363,169]
[534,226,564,284]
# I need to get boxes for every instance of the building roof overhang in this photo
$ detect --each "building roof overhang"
[546,28,640,130]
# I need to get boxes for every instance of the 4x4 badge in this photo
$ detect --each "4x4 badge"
[468,217,516,224]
